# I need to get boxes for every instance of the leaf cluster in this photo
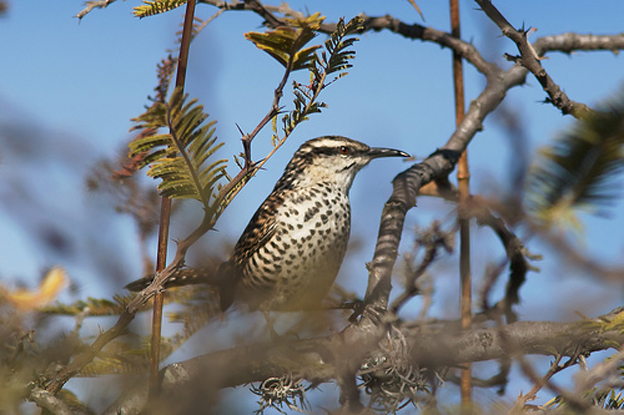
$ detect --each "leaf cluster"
[260,15,363,137]
[129,87,228,212]
[311,16,362,88]
[244,13,324,72]
[134,0,187,18]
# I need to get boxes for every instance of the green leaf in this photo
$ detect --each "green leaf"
[134,0,187,18]
[319,17,362,82]
[244,13,325,71]
[129,87,227,209]
[278,16,361,137]
[526,97,624,228]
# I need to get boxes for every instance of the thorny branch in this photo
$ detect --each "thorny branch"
[514,353,575,410]
[474,0,594,119]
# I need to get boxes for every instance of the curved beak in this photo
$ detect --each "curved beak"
[367,146,410,159]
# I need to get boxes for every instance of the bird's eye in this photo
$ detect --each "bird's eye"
[339,146,349,155]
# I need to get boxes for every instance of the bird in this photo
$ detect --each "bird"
[126,136,409,314]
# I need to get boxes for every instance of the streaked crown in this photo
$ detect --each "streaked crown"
[275,136,409,192]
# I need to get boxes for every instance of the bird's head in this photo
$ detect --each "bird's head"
[280,136,410,191]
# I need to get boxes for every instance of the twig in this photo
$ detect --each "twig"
[467,198,533,323]
[75,0,117,20]
[474,0,594,119]
[516,354,564,406]
[390,222,453,313]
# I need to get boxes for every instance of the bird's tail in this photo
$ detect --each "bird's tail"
[124,267,217,292]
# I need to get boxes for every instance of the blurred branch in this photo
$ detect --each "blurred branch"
[390,222,454,314]
[30,387,74,415]
[468,198,534,322]
[541,228,624,282]
[105,307,624,413]
[76,0,118,19]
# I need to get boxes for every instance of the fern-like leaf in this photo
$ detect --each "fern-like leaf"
[526,98,624,228]
[314,16,362,87]
[129,87,227,209]
[279,16,361,137]
[134,0,187,18]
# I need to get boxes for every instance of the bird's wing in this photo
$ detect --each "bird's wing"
[219,193,281,310]
[228,193,281,265]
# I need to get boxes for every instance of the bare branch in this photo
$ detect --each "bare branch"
[474,0,594,119]
[534,32,624,55]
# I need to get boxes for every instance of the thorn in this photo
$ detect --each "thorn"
[235,123,246,139]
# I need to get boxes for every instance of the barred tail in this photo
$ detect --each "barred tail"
[124,267,216,292]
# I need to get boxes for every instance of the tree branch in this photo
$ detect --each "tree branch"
[475,0,596,119]
[30,387,75,415]
[363,61,528,309]
[104,307,624,414]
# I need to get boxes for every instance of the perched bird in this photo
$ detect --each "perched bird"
[127,136,409,314]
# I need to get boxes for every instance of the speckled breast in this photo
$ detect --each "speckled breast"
[240,181,351,311]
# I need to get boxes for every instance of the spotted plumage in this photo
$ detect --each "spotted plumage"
[127,136,409,312]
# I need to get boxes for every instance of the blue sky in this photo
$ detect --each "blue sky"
[1,0,623,410]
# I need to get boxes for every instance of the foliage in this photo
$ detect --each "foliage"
[244,13,324,71]
[129,86,228,211]
[279,16,362,137]
[596,390,624,410]
[134,0,187,18]
[526,99,624,229]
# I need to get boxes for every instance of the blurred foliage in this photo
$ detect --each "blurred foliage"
[1,267,68,312]
[41,293,134,317]
[526,96,624,230]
